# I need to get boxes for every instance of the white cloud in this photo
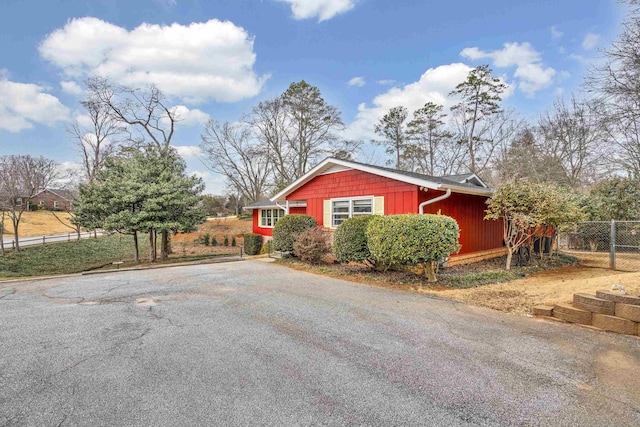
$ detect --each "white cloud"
[191,169,226,193]
[170,105,210,127]
[39,17,268,103]
[347,76,365,87]
[344,63,479,141]
[582,32,600,50]
[60,80,83,95]
[0,75,70,133]
[550,26,563,39]
[275,0,358,22]
[172,145,202,158]
[377,79,398,86]
[460,42,556,96]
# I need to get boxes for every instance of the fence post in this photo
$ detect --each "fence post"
[610,220,617,270]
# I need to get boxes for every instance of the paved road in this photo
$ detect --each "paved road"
[1,261,640,426]
[1,231,106,249]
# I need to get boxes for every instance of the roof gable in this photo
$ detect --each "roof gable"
[271,158,493,201]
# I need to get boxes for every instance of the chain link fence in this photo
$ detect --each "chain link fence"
[559,220,640,271]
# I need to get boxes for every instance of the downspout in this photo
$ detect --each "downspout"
[419,188,451,214]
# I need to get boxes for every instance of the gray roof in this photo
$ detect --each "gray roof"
[343,159,491,191]
[244,200,279,210]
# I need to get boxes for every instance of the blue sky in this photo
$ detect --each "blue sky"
[0,0,623,192]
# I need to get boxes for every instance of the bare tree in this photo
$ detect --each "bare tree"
[374,106,409,170]
[200,120,271,203]
[69,98,124,183]
[85,76,179,259]
[0,155,59,251]
[406,102,452,175]
[537,96,609,188]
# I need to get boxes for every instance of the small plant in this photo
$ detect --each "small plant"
[292,226,331,263]
[231,236,237,247]
[211,235,218,246]
[203,233,210,246]
[223,235,229,246]
[243,233,263,255]
[273,214,317,253]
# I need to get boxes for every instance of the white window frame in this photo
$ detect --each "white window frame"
[259,208,285,228]
[330,196,374,228]
[53,201,59,209]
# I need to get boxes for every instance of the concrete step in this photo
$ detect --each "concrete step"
[595,290,640,306]
[615,303,640,323]
[573,293,615,315]
[553,303,592,325]
[532,305,554,317]
[591,314,638,336]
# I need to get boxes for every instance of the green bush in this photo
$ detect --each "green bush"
[211,235,218,246]
[272,214,317,253]
[292,227,331,264]
[243,233,263,255]
[203,233,210,246]
[231,236,237,247]
[333,215,375,263]
[223,235,229,246]
[366,214,461,282]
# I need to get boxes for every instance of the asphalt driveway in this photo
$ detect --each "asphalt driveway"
[1,260,640,426]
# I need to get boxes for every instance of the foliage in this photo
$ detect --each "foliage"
[203,233,210,246]
[333,215,375,263]
[406,102,453,175]
[485,178,582,269]
[449,64,507,174]
[374,106,409,170]
[272,214,317,253]
[211,235,218,246]
[223,235,229,246]
[292,226,331,263]
[232,236,237,246]
[583,177,640,221]
[243,233,263,255]
[366,214,461,281]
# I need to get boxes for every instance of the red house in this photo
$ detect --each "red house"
[245,158,505,264]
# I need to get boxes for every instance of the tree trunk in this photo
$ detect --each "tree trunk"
[0,221,4,257]
[160,230,169,260]
[505,248,513,270]
[13,220,20,251]
[424,261,437,282]
[149,229,156,262]
[133,231,140,264]
[76,226,81,241]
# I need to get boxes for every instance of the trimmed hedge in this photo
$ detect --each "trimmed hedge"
[243,233,263,255]
[366,214,461,281]
[272,214,317,253]
[333,215,375,263]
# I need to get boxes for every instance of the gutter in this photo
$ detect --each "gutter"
[419,188,452,214]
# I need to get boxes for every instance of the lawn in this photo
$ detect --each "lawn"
[2,211,76,238]
[0,217,253,279]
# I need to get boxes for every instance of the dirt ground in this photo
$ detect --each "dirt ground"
[171,217,252,256]
[421,265,640,315]
[2,211,75,237]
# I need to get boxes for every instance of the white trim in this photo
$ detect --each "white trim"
[329,196,374,229]
[258,208,285,229]
[270,158,493,202]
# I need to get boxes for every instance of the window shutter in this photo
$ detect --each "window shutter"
[323,200,331,227]
[373,196,384,216]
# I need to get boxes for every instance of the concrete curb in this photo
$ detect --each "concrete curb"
[0,256,244,284]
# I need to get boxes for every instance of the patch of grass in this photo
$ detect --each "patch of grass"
[438,269,520,289]
[0,234,239,279]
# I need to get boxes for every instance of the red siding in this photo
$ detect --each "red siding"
[287,169,419,221]
[418,190,503,254]
[251,206,308,235]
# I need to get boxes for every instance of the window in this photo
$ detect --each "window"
[16,198,22,206]
[331,197,373,227]
[39,200,45,206]
[260,208,285,228]
[53,201,59,209]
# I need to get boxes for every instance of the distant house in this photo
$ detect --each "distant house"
[244,157,505,264]
[30,189,75,211]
